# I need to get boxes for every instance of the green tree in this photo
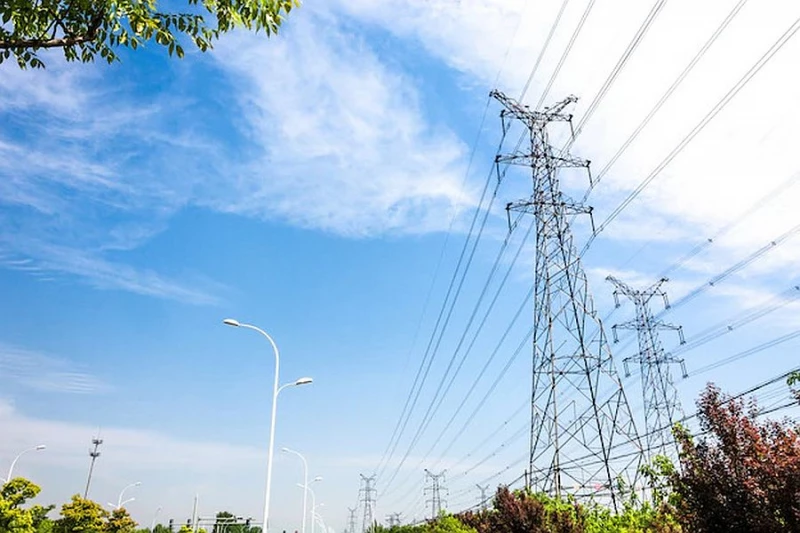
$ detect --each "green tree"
[54,495,108,533]
[104,508,137,533]
[0,478,43,533]
[0,0,299,68]
[177,526,193,533]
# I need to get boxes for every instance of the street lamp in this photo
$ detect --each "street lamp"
[282,448,311,533]
[114,481,141,509]
[223,318,313,533]
[3,444,46,483]
[151,507,163,530]
[298,481,322,533]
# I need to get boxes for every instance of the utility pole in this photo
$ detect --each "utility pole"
[608,276,687,461]
[475,484,490,511]
[490,90,644,510]
[424,470,446,520]
[346,507,357,533]
[385,513,402,528]
[359,475,376,533]
[83,435,103,498]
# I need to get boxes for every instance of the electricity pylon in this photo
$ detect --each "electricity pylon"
[608,276,687,461]
[491,90,644,509]
[424,470,446,520]
[359,475,377,533]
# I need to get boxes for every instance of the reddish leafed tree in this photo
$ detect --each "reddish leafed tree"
[672,383,800,533]
[456,487,586,533]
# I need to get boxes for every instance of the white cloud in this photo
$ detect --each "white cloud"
[0,343,110,394]
[206,11,473,237]
[0,64,225,304]
[330,0,800,277]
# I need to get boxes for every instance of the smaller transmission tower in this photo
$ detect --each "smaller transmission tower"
[359,475,377,533]
[607,276,687,461]
[347,507,358,533]
[84,435,103,498]
[424,470,447,520]
[476,484,490,511]
[386,513,402,527]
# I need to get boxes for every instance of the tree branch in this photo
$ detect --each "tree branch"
[0,7,105,50]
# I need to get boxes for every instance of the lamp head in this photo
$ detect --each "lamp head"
[281,447,290,453]
[35,445,46,451]
[313,476,323,482]
[133,482,142,487]
[222,318,241,327]
[294,377,313,386]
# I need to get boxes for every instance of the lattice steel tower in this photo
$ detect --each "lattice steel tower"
[476,484,490,511]
[607,276,687,461]
[347,507,358,533]
[359,475,377,533]
[491,90,644,508]
[424,470,446,520]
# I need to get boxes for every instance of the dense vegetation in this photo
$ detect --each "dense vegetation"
[2,381,798,533]
[369,381,800,533]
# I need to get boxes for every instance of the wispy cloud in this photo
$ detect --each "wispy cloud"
[206,11,474,237]
[0,63,226,304]
[0,343,110,394]
[331,0,800,275]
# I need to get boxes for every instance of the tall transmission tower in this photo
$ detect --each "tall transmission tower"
[475,484,490,511]
[607,276,687,461]
[490,90,644,509]
[84,435,103,498]
[359,475,377,533]
[347,507,358,533]
[424,470,446,520]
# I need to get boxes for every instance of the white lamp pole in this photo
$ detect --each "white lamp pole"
[117,481,141,509]
[282,448,310,533]
[5,444,46,482]
[151,507,163,530]
[223,318,313,533]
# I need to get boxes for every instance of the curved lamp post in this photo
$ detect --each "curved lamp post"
[113,481,141,509]
[151,507,163,530]
[223,318,313,533]
[4,444,46,482]
[282,448,312,533]
[298,481,322,533]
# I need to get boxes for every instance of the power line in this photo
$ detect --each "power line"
[518,0,572,103]
[572,0,669,138]
[584,13,800,253]
[581,0,750,201]
[536,0,598,109]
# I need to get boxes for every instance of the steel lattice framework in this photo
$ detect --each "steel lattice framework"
[424,469,447,520]
[491,90,644,509]
[359,474,377,533]
[608,276,687,462]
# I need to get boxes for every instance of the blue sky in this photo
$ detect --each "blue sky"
[2,0,800,531]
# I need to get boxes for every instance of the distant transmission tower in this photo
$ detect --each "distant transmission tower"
[608,276,687,461]
[347,507,358,533]
[491,90,644,508]
[84,435,103,498]
[424,470,446,520]
[476,484,490,511]
[386,513,402,528]
[359,474,377,533]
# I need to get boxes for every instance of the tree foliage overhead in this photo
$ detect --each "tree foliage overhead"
[0,0,299,68]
